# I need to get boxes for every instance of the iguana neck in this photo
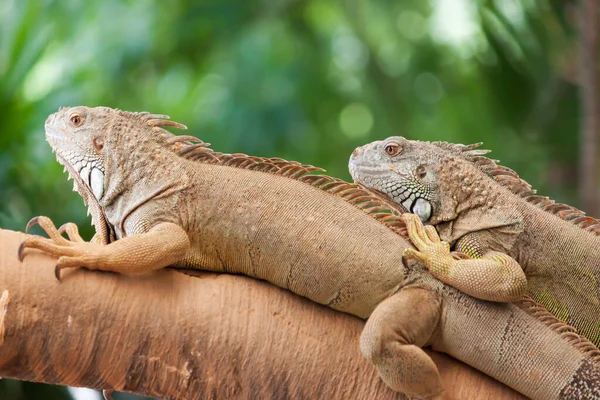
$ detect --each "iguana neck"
[429,157,525,256]
[100,133,190,239]
[430,157,501,225]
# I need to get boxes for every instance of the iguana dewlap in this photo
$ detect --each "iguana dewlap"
[349,136,600,349]
[19,107,600,399]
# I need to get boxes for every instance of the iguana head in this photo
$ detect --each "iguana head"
[349,136,490,224]
[44,106,186,243]
[348,136,441,223]
[46,107,110,200]
[45,106,117,243]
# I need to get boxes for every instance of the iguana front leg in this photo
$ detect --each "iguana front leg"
[19,216,190,279]
[401,214,526,302]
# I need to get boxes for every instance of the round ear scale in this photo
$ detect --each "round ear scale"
[93,137,104,151]
[416,165,427,179]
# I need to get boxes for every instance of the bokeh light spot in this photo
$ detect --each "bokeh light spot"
[339,103,373,138]
[397,11,427,41]
[332,30,369,71]
[414,73,444,104]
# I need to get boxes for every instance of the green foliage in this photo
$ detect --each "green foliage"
[0,0,583,399]
[0,378,72,400]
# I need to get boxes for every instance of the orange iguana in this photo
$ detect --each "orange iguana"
[19,107,600,399]
[349,136,600,349]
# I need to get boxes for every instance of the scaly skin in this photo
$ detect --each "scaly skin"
[400,213,526,302]
[349,136,600,348]
[19,107,600,399]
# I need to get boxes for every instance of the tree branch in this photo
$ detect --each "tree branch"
[0,229,523,399]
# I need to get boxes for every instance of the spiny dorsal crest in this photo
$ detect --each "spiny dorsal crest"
[143,114,407,236]
[139,111,189,130]
[431,141,600,236]
[517,297,600,362]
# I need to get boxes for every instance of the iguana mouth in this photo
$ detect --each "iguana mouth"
[46,132,113,244]
[350,163,432,222]
[356,183,409,213]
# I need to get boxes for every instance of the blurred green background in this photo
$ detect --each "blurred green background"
[0,0,596,399]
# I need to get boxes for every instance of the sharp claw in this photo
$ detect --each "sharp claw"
[451,251,469,260]
[25,216,41,233]
[102,390,114,400]
[17,242,26,262]
[402,254,410,269]
[54,265,62,281]
[57,223,68,235]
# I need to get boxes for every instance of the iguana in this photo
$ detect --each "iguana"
[18,107,600,399]
[349,136,600,349]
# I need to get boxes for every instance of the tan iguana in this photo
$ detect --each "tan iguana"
[19,107,600,399]
[349,135,600,349]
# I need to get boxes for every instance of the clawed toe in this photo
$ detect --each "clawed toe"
[19,217,89,280]
[58,222,85,242]
[25,216,42,233]
[24,216,70,244]
[54,264,71,281]
[401,248,423,268]
[400,214,454,276]
[401,213,440,250]
[17,242,26,262]
[424,225,440,243]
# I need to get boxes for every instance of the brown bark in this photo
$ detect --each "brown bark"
[0,229,524,399]
[579,0,599,216]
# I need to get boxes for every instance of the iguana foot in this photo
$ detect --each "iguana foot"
[19,216,105,280]
[401,214,454,274]
[401,214,527,302]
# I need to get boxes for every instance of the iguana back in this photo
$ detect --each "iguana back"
[151,156,408,317]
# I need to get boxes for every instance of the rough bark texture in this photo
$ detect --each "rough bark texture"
[0,229,524,399]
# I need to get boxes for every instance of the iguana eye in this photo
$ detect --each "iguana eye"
[416,165,427,179]
[384,142,401,156]
[70,114,83,127]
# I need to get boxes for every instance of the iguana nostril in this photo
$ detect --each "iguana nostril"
[352,147,360,158]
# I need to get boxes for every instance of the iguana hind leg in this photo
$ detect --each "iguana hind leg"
[19,216,190,279]
[360,287,443,399]
[401,214,526,303]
